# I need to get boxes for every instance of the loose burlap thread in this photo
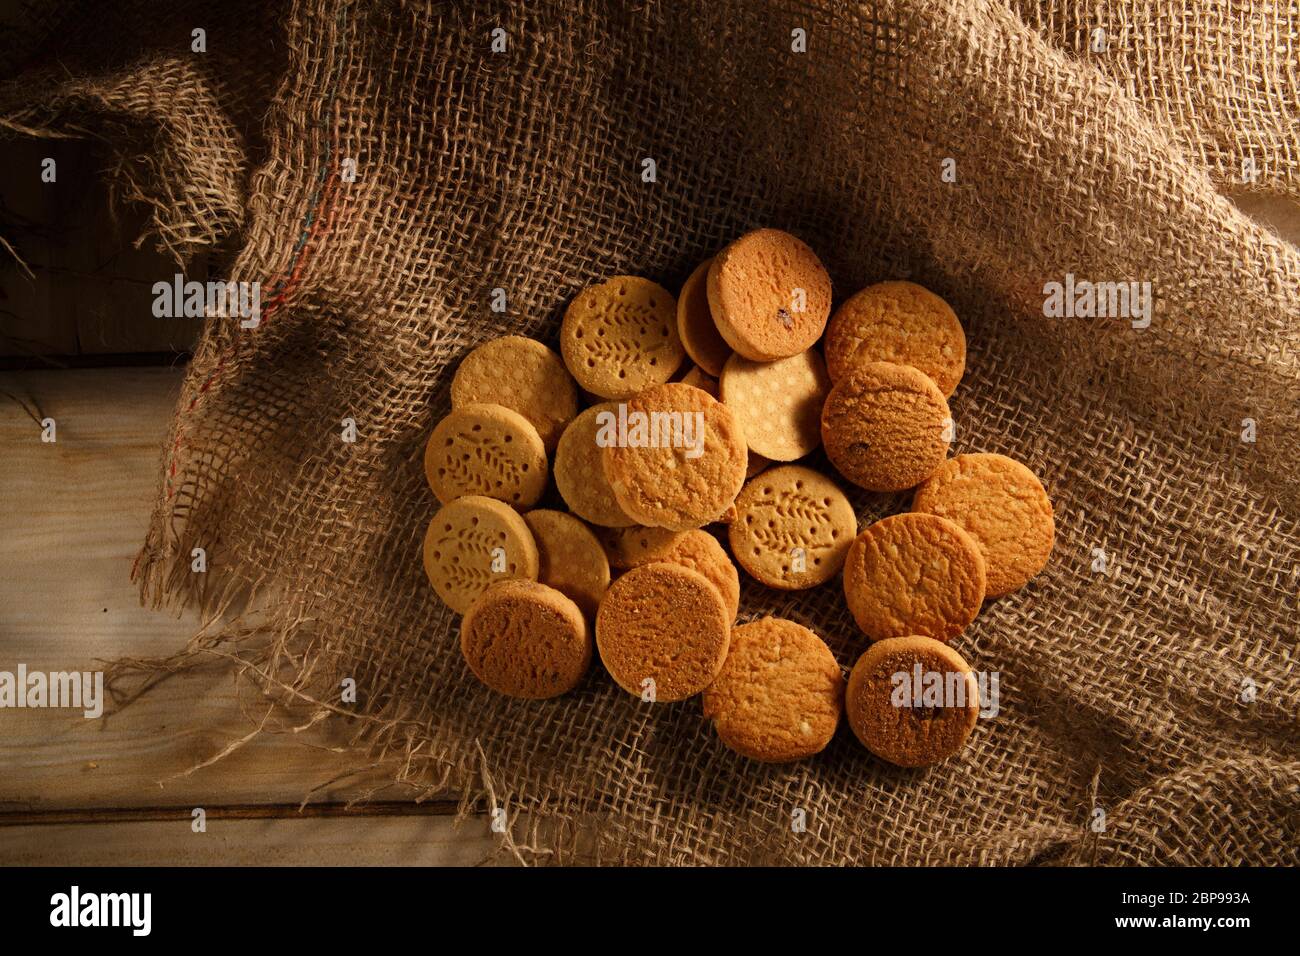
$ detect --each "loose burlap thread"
[3,0,1297,865]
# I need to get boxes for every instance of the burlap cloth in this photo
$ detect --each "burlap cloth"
[3,0,1297,865]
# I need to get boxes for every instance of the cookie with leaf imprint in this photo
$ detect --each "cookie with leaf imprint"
[728,465,856,589]
[424,402,548,509]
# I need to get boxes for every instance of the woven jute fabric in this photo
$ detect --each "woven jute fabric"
[4,0,1297,864]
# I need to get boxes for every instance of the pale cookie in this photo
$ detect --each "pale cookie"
[679,364,719,397]
[824,281,966,396]
[553,403,636,528]
[702,617,844,762]
[425,403,548,508]
[424,495,540,614]
[561,276,685,400]
[728,465,856,590]
[843,513,986,644]
[845,635,979,767]
[719,349,830,461]
[461,580,591,698]
[676,258,731,376]
[451,335,578,451]
[624,529,740,623]
[595,525,688,569]
[821,361,951,492]
[911,452,1054,597]
[595,563,730,702]
[707,228,831,361]
[602,382,748,531]
[523,510,611,618]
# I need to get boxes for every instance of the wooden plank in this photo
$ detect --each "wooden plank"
[0,811,512,866]
[0,368,425,812]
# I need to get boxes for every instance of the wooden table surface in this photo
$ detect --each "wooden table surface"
[0,367,506,865]
[1,191,1295,866]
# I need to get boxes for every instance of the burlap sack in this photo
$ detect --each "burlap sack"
[3,0,1297,865]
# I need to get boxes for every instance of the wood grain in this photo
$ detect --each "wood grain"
[0,368,429,814]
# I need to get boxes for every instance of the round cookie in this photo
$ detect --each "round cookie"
[845,635,979,767]
[460,579,591,698]
[523,510,611,618]
[595,525,687,569]
[423,496,540,614]
[843,513,986,643]
[824,281,966,396]
[719,349,831,461]
[676,258,731,376]
[706,228,832,361]
[425,403,548,508]
[553,403,636,528]
[821,361,951,492]
[561,276,685,400]
[602,382,748,531]
[728,465,856,590]
[595,563,730,702]
[702,617,844,762]
[911,452,1054,597]
[624,529,740,623]
[451,335,578,451]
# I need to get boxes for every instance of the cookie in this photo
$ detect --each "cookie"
[460,579,591,698]
[624,529,740,623]
[523,510,611,618]
[821,361,951,492]
[706,228,832,361]
[845,635,979,767]
[602,382,748,530]
[423,495,540,614]
[702,617,844,762]
[595,562,730,702]
[843,513,986,643]
[676,258,731,376]
[595,525,687,569]
[553,403,636,528]
[425,403,548,508]
[679,364,719,397]
[911,452,1054,597]
[451,335,578,451]
[561,276,685,400]
[719,349,831,461]
[728,465,856,590]
[824,281,966,396]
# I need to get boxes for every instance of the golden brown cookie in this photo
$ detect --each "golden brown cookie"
[821,361,951,492]
[676,258,731,376]
[911,453,1054,597]
[595,562,730,702]
[728,465,856,590]
[594,525,689,569]
[824,281,966,396]
[707,228,832,361]
[561,276,685,400]
[845,635,979,767]
[553,403,636,528]
[679,364,719,397]
[451,335,578,451]
[719,349,831,461]
[843,513,986,643]
[425,403,548,508]
[423,496,540,613]
[702,617,844,762]
[460,579,591,698]
[624,529,740,623]
[602,382,748,530]
[523,510,611,618]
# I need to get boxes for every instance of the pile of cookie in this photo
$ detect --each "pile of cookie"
[423,228,1054,768]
